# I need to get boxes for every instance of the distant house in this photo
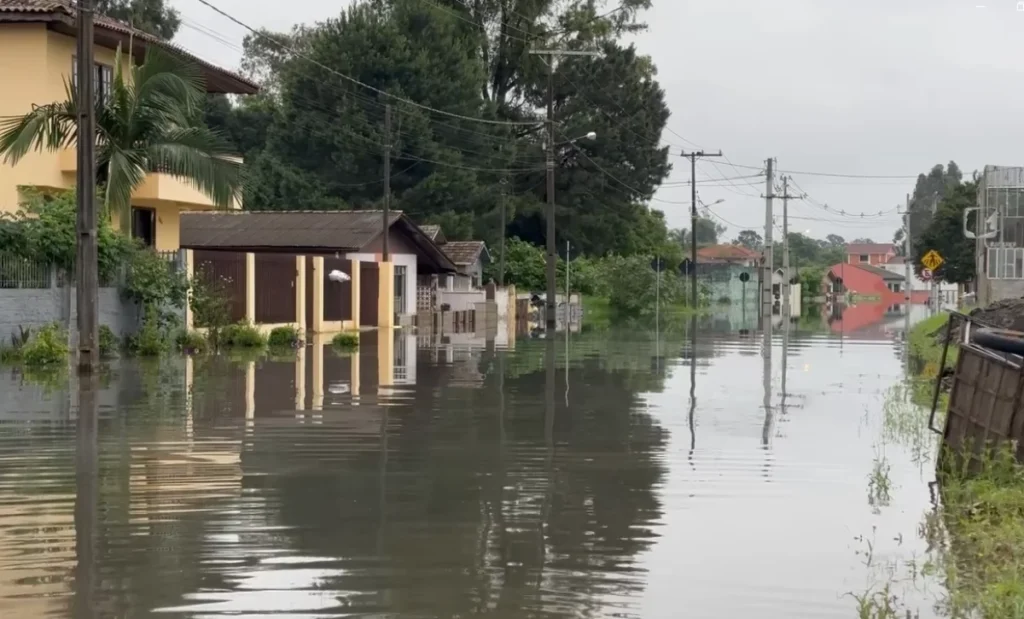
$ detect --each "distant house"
[845,243,897,266]
[823,262,929,304]
[420,225,447,245]
[881,255,958,305]
[697,244,761,266]
[442,240,490,289]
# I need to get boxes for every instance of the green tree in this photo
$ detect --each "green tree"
[243,0,672,258]
[912,181,976,285]
[0,47,241,232]
[96,0,180,39]
[733,229,763,250]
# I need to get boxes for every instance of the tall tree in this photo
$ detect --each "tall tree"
[0,48,241,230]
[825,233,845,248]
[733,229,763,250]
[95,0,180,39]
[912,181,976,285]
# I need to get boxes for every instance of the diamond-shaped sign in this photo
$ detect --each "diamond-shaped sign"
[921,249,944,272]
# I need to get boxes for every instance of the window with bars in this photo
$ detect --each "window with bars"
[71,57,113,103]
[987,247,1024,279]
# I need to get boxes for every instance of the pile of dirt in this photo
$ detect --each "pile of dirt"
[947,298,1024,344]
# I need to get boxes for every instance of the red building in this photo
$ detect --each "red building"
[823,263,930,304]
[845,243,897,266]
[697,244,761,265]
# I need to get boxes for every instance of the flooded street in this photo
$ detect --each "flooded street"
[0,309,944,618]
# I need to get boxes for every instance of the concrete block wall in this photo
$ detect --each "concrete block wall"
[0,284,143,342]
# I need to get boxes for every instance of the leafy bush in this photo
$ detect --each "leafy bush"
[190,268,234,347]
[98,325,118,358]
[604,255,684,317]
[127,308,171,356]
[20,323,69,367]
[175,330,209,354]
[799,266,825,298]
[267,326,302,348]
[331,332,360,349]
[0,326,32,363]
[221,322,267,348]
[122,245,188,321]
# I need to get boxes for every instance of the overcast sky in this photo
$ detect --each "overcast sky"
[171,0,1024,244]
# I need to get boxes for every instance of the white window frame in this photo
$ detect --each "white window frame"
[988,247,1024,279]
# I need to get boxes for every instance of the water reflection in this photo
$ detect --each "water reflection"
[0,315,947,618]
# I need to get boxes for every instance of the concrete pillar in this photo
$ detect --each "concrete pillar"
[295,255,306,331]
[184,249,194,329]
[311,257,324,333]
[245,252,256,324]
[378,329,394,388]
[295,344,306,411]
[350,259,361,329]
[245,360,255,426]
[311,333,324,411]
[351,346,361,400]
[377,261,395,329]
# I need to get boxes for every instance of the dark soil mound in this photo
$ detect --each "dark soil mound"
[948,298,1024,345]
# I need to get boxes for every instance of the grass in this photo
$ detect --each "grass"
[909,312,959,373]
[932,446,1024,618]
[267,325,302,348]
[220,322,267,349]
[331,331,360,350]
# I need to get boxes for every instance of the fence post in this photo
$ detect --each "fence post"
[312,257,324,333]
[350,259,361,329]
[245,252,256,324]
[295,255,306,332]
[184,249,194,330]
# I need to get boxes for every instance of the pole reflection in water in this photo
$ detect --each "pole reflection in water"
[539,336,556,585]
[762,308,774,447]
[73,375,98,619]
[688,314,697,456]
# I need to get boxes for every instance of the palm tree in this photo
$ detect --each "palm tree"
[0,46,240,232]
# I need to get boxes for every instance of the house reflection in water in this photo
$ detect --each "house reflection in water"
[824,301,909,339]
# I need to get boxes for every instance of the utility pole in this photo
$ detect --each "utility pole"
[499,174,507,287]
[382,103,391,261]
[76,0,98,373]
[681,149,723,308]
[761,158,775,317]
[904,193,912,341]
[529,48,600,330]
[778,176,802,318]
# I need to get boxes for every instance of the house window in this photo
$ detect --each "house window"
[859,254,869,263]
[131,207,156,248]
[71,57,113,103]
[887,282,902,293]
[989,247,1024,279]
[394,265,407,314]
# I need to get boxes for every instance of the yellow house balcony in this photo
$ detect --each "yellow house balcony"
[59,148,242,211]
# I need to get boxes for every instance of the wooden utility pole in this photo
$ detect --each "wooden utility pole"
[76,0,98,373]
[761,158,775,317]
[778,176,802,316]
[382,103,391,262]
[680,150,723,309]
[529,48,599,330]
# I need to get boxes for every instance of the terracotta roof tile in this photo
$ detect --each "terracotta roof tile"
[696,244,760,261]
[846,243,896,255]
[443,240,488,265]
[0,0,258,94]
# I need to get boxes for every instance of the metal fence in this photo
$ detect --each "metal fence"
[0,253,51,289]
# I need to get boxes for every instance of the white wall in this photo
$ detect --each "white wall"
[880,263,957,295]
[439,289,486,312]
[345,252,418,315]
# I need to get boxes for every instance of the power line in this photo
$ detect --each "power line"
[191,0,541,126]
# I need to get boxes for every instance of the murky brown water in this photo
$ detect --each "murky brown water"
[0,310,945,617]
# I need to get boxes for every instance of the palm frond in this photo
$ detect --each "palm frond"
[0,78,78,164]
[105,147,148,228]
[147,126,241,208]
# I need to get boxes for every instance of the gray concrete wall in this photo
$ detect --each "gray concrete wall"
[0,284,142,342]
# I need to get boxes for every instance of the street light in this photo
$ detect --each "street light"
[545,130,596,331]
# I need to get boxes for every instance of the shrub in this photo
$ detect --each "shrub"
[190,268,234,348]
[221,322,267,348]
[128,310,170,357]
[331,331,360,349]
[21,323,69,367]
[98,325,118,358]
[716,296,732,305]
[0,326,32,363]
[267,326,302,348]
[175,330,209,354]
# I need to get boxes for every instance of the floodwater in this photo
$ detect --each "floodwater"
[0,304,946,618]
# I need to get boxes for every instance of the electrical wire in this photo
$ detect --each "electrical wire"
[191,0,541,126]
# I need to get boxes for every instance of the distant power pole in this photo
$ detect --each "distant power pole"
[382,103,391,262]
[680,149,722,308]
[76,0,98,373]
[761,158,776,317]
[530,48,600,330]
[778,176,802,317]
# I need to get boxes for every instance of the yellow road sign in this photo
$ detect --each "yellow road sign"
[921,249,944,271]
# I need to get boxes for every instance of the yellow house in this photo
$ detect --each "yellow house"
[0,0,258,251]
